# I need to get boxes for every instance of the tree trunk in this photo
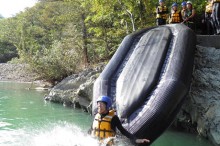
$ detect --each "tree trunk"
[81,13,89,67]
[118,0,136,31]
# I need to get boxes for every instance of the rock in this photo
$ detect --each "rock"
[0,63,38,82]
[45,63,105,111]
[175,45,220,146]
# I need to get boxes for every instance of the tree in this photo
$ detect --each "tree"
[0,0,208,81]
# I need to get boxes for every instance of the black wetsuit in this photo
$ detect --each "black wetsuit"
[110,115,136,142]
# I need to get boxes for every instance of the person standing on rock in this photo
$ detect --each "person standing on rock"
[204,0,214,34]
[168,3,182,24]
[182,1,196,30]
[156,0,168,25]
[181,1,187,21]
[89,96,150,145]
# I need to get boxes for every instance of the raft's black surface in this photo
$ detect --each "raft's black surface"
[92,24,196,145]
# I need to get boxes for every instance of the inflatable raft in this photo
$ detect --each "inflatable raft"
[92,24,196,145]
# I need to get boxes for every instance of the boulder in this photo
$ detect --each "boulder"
[44,63,105,112]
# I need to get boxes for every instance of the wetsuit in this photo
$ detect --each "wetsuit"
[110,115,136,142]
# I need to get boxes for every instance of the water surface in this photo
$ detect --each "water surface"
[0,82,213,146]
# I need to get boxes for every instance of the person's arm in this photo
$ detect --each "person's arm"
[156,7,159,14]
[190,9,196,19]
[111,116,150,144]
[88,125,92,135]
[179,11,183,22]
[157,7,163,14]
[111,116,136,140]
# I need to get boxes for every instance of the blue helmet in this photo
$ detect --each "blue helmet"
[159,0,164,2]
[172,2,178,7]
[181,1,187,6]
[97,96,112,110]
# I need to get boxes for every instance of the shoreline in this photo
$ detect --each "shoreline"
[0,63,37,82]
[0,63,52,90]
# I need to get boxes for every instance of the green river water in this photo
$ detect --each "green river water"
[0,82,214,146]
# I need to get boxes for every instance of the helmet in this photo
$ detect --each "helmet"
[181,1,187,6]
[159,0,164,2]
[97,96,112,110]
[187,1,192,5]
[172,2,178,7]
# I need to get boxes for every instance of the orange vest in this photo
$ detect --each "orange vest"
[92,110,116,139]
[170,10,181,23]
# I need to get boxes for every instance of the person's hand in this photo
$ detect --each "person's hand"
[135,139,150,143]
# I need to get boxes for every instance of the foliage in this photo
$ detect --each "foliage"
[0,0,208,81]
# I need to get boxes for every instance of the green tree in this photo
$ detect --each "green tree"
[0,0,208,82]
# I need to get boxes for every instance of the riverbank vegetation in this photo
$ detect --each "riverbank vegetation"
[0,0,206,83]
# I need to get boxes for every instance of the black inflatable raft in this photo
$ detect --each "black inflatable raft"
[92,24,196,145]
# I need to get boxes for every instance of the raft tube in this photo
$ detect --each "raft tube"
[92,24,196,145]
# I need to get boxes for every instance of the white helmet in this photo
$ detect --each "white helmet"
[187,1,192,5]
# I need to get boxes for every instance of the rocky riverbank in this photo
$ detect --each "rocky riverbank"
[0,63,52,89]
[44,63,105,111]
[0,63,37,82]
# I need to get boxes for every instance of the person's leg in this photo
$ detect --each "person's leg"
[209,19,214,35]
[206,19,211,34]
[156,19,161,26]
[189,22,195,31]
[162,19,166,25]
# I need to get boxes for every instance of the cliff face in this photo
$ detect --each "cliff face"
[176,45,220,146]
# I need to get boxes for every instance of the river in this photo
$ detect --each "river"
[0,82,213,146]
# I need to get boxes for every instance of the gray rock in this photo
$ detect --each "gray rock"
[175,45,220,146]
[45,63,105,111]
[0,63,38,82]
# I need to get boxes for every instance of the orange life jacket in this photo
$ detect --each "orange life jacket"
[92,110,116,139]
[170,10,181,23]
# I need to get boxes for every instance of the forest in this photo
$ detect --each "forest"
[0,0,207,82]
